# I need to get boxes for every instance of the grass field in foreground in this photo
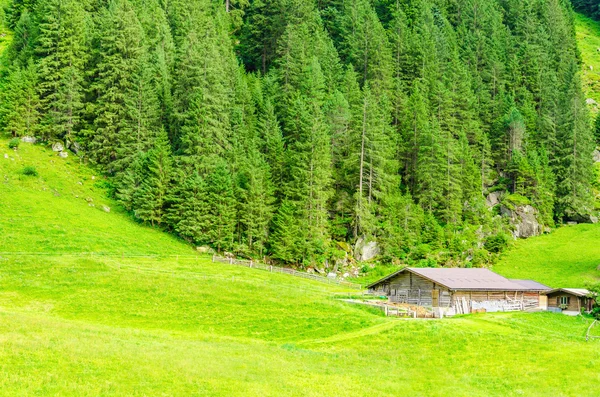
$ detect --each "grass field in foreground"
[1,138,600,396]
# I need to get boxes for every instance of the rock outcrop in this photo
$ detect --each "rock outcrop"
[52,142,64,152]
[354,236,380,261]
[500,204,541,239]
[21,136,36,144]
[485,191,502,208]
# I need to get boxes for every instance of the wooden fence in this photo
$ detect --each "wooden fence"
[586,320,599,341]
[212,255,362,289]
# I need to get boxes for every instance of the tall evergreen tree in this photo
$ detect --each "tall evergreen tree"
[36,0,87,142]
[88,0,145,170]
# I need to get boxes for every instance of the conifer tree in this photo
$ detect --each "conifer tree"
[594,115,600,146]
[166,170,211,244]
[0,61,40,137]
[205,161,237,253]
[36,0,87,142]
[258,99,285,196]
[133,132,172,226]
[88,0,145,170]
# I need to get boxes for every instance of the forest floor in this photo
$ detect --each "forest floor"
[1,139,600,396]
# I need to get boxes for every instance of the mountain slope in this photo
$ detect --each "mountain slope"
[1,139,600,396]
[576,12,600,115]
[494,224,600,287]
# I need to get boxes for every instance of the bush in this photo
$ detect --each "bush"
[8,138,20,149]
[22,166,38,177]
[484,233,510,254]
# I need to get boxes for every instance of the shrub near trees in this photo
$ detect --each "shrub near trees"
[0,0,596,267]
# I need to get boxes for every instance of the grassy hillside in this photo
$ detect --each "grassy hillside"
[576,12,600,115]
[1,142,600,396]
[494,224,600,287]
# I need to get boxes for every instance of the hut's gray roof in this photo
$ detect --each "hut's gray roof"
[367,267,549,291]
[541,288,592,297]
[509,279,552,291]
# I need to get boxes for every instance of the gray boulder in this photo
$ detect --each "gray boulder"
[354,236,380,261]
[21,136,36,144]
[101,205,111,213]
[500,204,541,239]
[58,151,68,158]
[69,141,82,155]
[594,150,600,163]
[52,142,64,152]
[567,214,598,224]
[485,191,502,208]
[196,246,215,254]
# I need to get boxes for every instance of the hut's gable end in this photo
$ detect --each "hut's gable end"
[386,271,452,307]
[546,291,589,311]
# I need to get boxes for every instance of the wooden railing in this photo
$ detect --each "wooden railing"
[212,255,362,289]
[586,320,599,341]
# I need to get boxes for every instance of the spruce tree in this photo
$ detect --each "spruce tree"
[88,0,145,170]
[36,0,87,142]
[205,160,237,253]
[0,61,40,137]
[133,132,172,226]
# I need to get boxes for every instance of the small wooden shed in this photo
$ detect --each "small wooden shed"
[542,288,595,313]
[367,267,551,315]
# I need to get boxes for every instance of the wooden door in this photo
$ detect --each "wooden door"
[432,289,440,307]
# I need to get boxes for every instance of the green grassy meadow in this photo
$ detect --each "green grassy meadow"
[494,224,600,288]
[1,139,600,396]
[576,12,600,116]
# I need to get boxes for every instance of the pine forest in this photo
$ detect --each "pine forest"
[1,0,597,268]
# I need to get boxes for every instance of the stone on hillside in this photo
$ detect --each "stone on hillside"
[343,272,350,279]
[485,191,502,208]
[594,149,600,163]
[586,98,597,106]
[58,151,68,158]
[327,272,337,279]
[567,221,578,226]
[196,246,214,254]
[567,214,598,224]
[52,142,64,152]
[500,204,541,239]
[69,141,82,155]
[21,136,36,144]
[101,205,111,213]
[354,236,380,261]
[4,154,7,159]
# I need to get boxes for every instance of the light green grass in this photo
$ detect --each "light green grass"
[576,13,600,115]
[0,140,192,254]
[494,224,600,288]
[1,139,600,396]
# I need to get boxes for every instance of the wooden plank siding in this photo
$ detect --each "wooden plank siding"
[546,291,590,312]
[370,270,542,314]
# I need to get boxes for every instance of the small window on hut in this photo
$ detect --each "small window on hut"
[559,296,571,306]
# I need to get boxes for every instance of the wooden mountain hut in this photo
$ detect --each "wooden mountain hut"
[367,267,551,316]
[542,288,596,314]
